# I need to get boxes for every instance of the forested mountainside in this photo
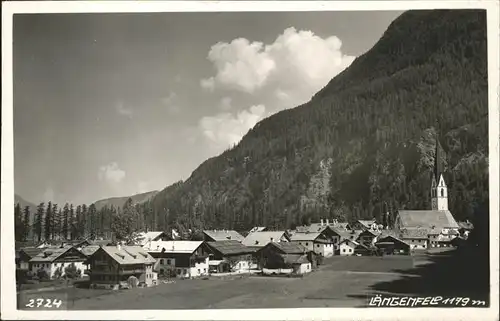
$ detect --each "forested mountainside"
[146,9,488,234]
[15,194,37,211]
[93,191,158,211]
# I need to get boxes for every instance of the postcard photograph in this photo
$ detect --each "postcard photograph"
[1,1,499,320]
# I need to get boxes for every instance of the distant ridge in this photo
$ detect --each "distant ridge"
[14,194,37,210]
[93,190,159,210]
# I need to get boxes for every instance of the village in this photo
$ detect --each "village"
[14,139,477,308]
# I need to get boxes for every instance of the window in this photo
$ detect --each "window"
[198,269,200,274]
[203,268,206,273]
[316,244,320,247]
[349,249,353,253]
[342,249,346,253]
[160,259,164,264]
[305,243,308,246]
[177,269,181,274]
[167,259,171,265]
[441,189,444,197]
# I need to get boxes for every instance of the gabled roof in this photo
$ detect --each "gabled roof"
[337,229,362,241]
[137,231,170,245]
[203,230,244,242]
[358,229,379,237]
[400,228,430,239]
[397,210,459,229]
[281,254,309,265]
[334,222,350,230]
[376,234,410,247]
[458,221,474,230]
[289,232,322,242]
[19,247,44,259]
[340,238,359,247]
[205,240,253,256]
[100,245,156,265]
[144,240,204,254]
[30,246,83,263]
[80,245,101,257]
[248,227,267,234]
[242,231,289,247]
[265,242,307,255]
[356,219,376,229]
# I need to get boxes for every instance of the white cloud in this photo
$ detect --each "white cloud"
[161,92,181,114]
[98,162,126,183]
[200,104,266,149]
[115,101,133,118]
[219,97,232,111]
[198,27,356,152]
[201,27,355,106]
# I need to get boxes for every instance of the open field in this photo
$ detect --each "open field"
[17,250,489,309]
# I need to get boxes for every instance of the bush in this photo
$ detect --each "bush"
[64,263,82,279]
[36,268,50,281]
[53,267,63,279]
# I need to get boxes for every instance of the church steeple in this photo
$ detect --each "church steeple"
[431,126,448,211]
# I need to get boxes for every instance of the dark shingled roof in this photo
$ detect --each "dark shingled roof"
[271,242,307,254]
[206,240,253,256]
[281,254,309,264]
[19,247,44,259]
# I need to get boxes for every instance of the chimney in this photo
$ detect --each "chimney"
[326,218,329,226]
[270,237,274,243]
[320,219,324,226]
[117,243,121,251]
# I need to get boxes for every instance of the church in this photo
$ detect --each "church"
[394,136,460,249]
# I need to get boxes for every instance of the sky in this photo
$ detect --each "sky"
[13,10,403,206]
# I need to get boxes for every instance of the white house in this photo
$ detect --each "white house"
[339,239,359,256]
[289,232,335,257]
[29,245,87,279]
[143,241,210,279]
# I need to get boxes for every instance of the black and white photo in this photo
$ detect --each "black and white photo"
[1,1,498,320]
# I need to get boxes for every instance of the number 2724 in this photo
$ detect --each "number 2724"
[25,298,63,309]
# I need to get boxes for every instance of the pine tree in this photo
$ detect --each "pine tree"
[88,204,97,239]
[14,203,23,242]
[51,203,59,240]
[75,205,83,239]
[34,202,45,242]
[81,204,88,238]
[44,201,52,241]
[62,203,70,240]
[23,206,31,241]
[69,204,76,240]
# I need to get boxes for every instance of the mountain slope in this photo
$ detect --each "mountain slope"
[93,191,159,211]
[149,9,488,231]
[14,194,37,210]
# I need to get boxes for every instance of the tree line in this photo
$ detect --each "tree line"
[14,198,158,243]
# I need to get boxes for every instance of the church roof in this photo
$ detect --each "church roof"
[397,210,459,230]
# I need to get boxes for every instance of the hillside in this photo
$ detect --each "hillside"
[147,9,489,232]
[93,191,159,211]
[14,194,37,210]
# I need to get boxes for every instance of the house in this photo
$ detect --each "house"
[87,245,157,289]
[457,221,474,239]
[295,224,343,251]
[289,232,335,257]
[136,231,172,246]
[428,228,459,248]
[242,231,290,249]
[339,239,359,256]
[203,230,245,243]
[356,229,379,247]
[204,240,256,273]
[29,245,87,279]
[17,247,43,271]
[354,243,373,256]
[351,219,378,231]
[143,241,210,278]
[375,233,411,255]
[255,242,312,275]
[248,227,268,234]
[399,229,429,250]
